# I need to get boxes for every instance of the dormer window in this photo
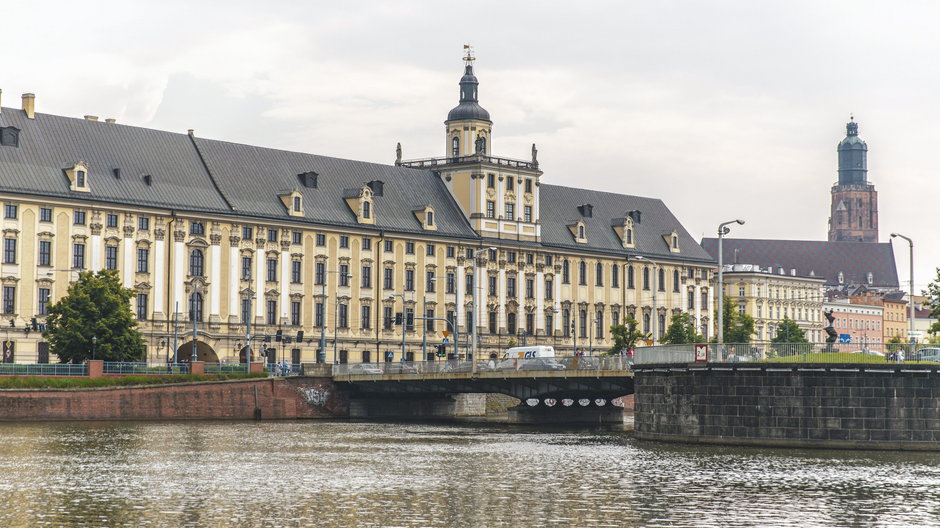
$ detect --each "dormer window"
[569,220,587,243]
[838,271,845,284]
[413,205,437,231]
[578,225,585,239]
[866,272,873,285]
[671,234,679,250]
[279,190,304,217]
[0,127,19,147]
[426,211,434,226]
[344,186,374,224]
[663,230,680,253]
[363,201,371,219]
[626,227,633,245]
[64,162,91,193]
[614,216,636,249]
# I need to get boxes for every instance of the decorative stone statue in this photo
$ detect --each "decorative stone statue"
[531,143,538,165]
[474,135,484,154]
[395,142,402,166]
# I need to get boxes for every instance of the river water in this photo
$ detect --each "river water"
[0,420,938,528]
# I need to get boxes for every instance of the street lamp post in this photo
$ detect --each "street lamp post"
[388,293,407,361]
[317,269,352,364]
[634,256,659,345]
[470,247,497,374]
[717,219,745,357]
[891,233,915,351]
[191,283,200,363]
[244,289,255,372]
[332,272,353,363]
[92,335,97,361]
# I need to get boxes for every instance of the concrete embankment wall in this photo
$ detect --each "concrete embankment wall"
[635,364,940,450]
[0,377,345,421]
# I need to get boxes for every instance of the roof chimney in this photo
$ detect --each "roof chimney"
[105,118,116,124]
[21,93,35,119]
[84,115,98,121]
[187,129,194,136]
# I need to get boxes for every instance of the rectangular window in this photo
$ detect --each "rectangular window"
[137,247,149,273]
[293,196,302,212]
[405,308,414,331]
[361,265,372,288]
[384,240,393,252]
[339,235,349,248]
[426,244,435,257]
[506,277,516,297]
[525,179,533,193]
[266,300,277,325]
[291,301,301,326]
[688,290,695,310]
[545,279,553,299]
[292,231,302,245]
[37,287,52,316]
[487,174,495,188]
[40,208,53,223]
[316,233,326,246]
[2,238,15,264]
[466,273,474,294]
[74,211,86,225]
[506,177,514,191]
[545,255,553,266]
[73,243,86,269]
[546,313,554,333]
[242,227,253,240]
[701,289,708,310]
[526,253,533,265]
[383,306,393,330]
[383,267,393,290]
[190,221,204,236]
[315,302,324,327]
[579,309,587,338]
[486,201,495,218]
[2,286,13,314]
[266,258,277,282]
[406,242,415,254]
[523,205,532,223]
[241,256,252,281]
[105,246,117,270]
[361,305,371,329]
[505,203,514,219]
[563,308,571,337]
[241,298,251,325]
[596,263,603,286]
[362,238,372,251]
[488,275,497,297]
[507,251,516,264]
[426,271,436,292]
[612,265,619,288]
[612,310,620,327]
[489,311,498,334]
[526,279,534,299]
[315,262,325,285]
[446,272,456,294]
[446,246,455,258]
[628,266,635,289]
[562,261,570,284]
[489,248,497,260]
[3,204,16,219]
[136,293,148,321]
[405,269,415,291]
[291,260,302,283]
[339,264,350,286]
[267,229,278,242]
[596,310,604,339]
[138,216,150,231]
[38,240,51,267]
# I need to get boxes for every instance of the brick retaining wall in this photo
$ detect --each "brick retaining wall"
[0,377,346,421]
[634,364,940,450]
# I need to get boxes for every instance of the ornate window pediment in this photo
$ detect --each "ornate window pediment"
[612,216,636,248]
[343,185,374,224]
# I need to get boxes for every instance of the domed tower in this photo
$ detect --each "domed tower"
[828,118,878,242]
[445,48,492,158]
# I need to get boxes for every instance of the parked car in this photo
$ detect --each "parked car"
[347,363,383,375]
[851,349,884,357]
[496,358,566,371]
[384,363,419,374]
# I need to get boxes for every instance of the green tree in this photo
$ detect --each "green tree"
[43,270,145,363]
[715,296,755,344]
[662,312,703,344]
[770,317,807,343]
[924,268,940,335]
[609,315,645,354]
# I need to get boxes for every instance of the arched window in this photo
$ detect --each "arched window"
[673,270,680,292]
[595,262,603,286]
[627,265,635,288]
[452,136,459,158]
[76,171,86,187]
[672,234,679,250]
[658,268,665,291]
[507,312,516,334]
[643,267,650,290]
[189,249,204,277]
[626,228,633,245]
[578,261,587,285]
[562,259,570,284]
[190,291,204,322]
[643,313,651,334]
[426,211,434,226]
[578,225,585,239]
[362,201,371,219]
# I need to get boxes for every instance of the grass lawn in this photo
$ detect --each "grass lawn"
[0,372,267,390]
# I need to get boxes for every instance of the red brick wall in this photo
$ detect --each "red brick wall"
[0,378,347,421]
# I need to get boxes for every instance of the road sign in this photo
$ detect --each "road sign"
[442,337,450,344]
[838,334,851,344]
[909,331,924,338]
[694,344,708,362]
[442,330,451,338]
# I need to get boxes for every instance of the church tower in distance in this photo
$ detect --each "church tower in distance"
[828,118,878,242]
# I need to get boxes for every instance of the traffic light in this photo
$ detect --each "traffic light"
[296,331,304,343]
[30,318,38,331]
[8,319,13,328]
[275,330,283,342]
[436,344,446,358]
[395,312,403,325]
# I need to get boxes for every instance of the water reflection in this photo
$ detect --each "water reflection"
[0,421,938,527]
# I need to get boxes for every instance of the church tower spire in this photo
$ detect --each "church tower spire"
[828,117,879,242]
[445,45,492,158]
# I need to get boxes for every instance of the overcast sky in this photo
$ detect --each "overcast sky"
[3,1,937,293]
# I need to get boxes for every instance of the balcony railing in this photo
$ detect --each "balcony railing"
[399,154,538,170]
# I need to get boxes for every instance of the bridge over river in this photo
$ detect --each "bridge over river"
[329,355,634,424]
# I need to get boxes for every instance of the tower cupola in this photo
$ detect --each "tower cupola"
[837,116,868,185]
[446,48,491,123]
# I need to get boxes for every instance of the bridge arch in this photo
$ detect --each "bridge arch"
[175,340,219,363]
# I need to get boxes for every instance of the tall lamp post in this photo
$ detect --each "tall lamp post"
[92,335,97,361]
[388,293,408,361]
[332,272,353,363]
[244,288,255,373]
[891,233,915,350]
[470,247,497,374]
[634,256,658,345]
[717,219,745,356]
[317,268,352,364]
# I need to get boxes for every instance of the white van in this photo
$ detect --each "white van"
[503,346,555,359]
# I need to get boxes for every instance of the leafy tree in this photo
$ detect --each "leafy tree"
[662,312,703,344]
[770,317,807,343]
[608,315,645,354]
[924,268,940,336]
[886,334,905,354]
[43,270,145,363]
[715,296,755,344]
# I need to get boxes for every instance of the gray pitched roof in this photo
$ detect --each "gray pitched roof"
[0,108,230,212]
[191,137,478,238]
[699,237,899,288]
[538,184,714,263]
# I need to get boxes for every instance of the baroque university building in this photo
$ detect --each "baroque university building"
[0,57,715,364]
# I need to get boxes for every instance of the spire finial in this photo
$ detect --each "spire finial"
[463,44,475,64]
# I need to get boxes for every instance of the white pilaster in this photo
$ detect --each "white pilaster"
[254,249,264,318]
[280,248,289,320]
[210,243,221,318]
[229,243,240,322]
[536,271,545,332]
[90,234,102,271]
[122,236,133,288]
[456,265,465,331]
[153,239,165,315]
[173,239,184,316]
[498,268,506,330]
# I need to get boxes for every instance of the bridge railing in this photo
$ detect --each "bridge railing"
[103,362,190,374]
[634,342,933,365]
[332,355,633,377]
